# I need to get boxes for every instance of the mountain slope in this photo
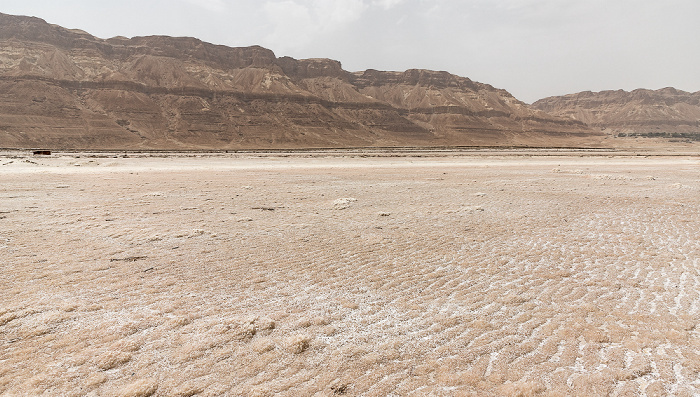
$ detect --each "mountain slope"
[533,88,700,139]
[0,12,598,150]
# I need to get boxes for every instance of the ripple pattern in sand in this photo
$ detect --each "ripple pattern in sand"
[1,155,699,396]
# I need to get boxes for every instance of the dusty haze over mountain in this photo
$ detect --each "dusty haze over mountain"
[0,12,598,150]
[533,89,700,139]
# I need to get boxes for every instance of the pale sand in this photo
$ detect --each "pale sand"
[1,151,699,396]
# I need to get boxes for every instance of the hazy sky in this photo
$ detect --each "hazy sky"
[3,0,699,103]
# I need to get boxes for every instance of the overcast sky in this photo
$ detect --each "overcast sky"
[3,0,699,103]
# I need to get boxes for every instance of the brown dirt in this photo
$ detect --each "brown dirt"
[1,150,699,396]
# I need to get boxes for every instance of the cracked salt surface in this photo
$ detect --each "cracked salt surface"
[1,152,699,395]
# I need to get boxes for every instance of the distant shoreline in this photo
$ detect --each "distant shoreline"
[3,146,700,158]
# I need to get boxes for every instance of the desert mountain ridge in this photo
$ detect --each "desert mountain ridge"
[533,88,700,140]
[0,12,601,150]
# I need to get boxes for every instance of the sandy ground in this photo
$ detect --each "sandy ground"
[1,151,699,396]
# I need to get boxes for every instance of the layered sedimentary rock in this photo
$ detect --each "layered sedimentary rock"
[533,88,700,139]
[0,12,597,149]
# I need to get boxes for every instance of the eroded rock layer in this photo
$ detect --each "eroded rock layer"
[533,88,700,139]
[0,12,597,149]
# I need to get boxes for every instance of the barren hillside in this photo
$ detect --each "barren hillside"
[0,12,598,150]
[533,88,700,140]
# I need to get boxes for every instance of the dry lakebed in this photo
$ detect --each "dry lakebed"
[1,150,699,396]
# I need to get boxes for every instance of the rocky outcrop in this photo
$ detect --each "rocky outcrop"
[533,88,700,138]
[0,12,599,150]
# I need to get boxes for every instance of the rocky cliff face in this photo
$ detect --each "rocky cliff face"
[533,88,700,138]
[0,12,597,150]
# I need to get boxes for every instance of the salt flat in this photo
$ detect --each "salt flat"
[1,152,699,396]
